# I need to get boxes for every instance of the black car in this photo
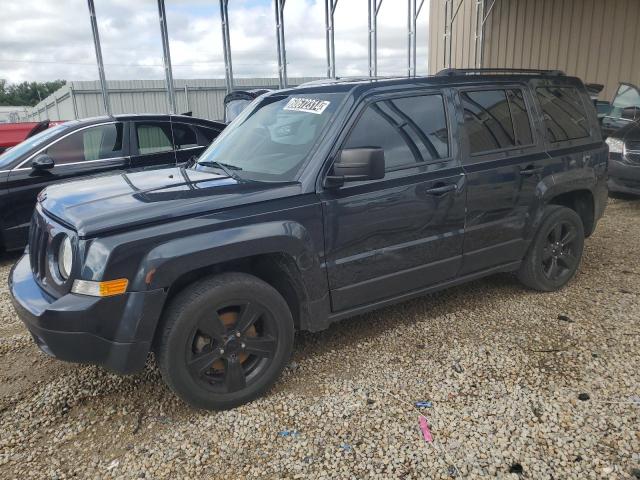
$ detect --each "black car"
[606,120,640,195]
[10,69,608,410]
[0,114,224,250]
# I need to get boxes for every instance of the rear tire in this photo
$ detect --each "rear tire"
[155,272,294,410]
[518,206,584,292]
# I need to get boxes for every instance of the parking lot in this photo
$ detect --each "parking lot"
[0,197,638,479]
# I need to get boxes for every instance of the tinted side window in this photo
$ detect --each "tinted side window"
[171,123,198,150]
[196,126,221,146]
[536,87,590,142]
[136,122,173,155]
[506,89,533,145]
[461,90,516,154]
[390,95,449,160]
[47,123,124,165]
[343,103,417,171]
[343,94,449,171]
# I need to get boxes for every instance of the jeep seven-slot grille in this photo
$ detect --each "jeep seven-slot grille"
[626,140,640,164]
[29,212,48,281]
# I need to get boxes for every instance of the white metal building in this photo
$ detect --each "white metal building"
[21,77,321,122]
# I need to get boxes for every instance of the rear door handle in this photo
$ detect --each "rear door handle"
[520,166,544,176]
[424,184,457,195]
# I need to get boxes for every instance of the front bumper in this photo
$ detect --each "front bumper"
[608,159,640,195]
[9,254,166,374]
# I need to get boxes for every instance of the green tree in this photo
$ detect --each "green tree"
[0,80,66,107]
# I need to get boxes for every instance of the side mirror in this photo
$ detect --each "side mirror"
[324,147,385,188]
[32,154,55,170]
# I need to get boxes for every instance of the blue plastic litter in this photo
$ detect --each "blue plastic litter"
[278,429,300,437]
[340,443,353,452]
[415,401,433,408]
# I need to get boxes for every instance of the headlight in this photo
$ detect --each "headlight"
[606,137,624,154]
[58,235,73,279]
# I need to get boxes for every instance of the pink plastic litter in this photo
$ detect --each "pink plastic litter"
[419,415,433,443]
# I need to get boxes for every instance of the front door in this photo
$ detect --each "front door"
[321,92,466,312]
[6,122,129,247]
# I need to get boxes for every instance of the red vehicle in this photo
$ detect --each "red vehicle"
[0,120,65,154]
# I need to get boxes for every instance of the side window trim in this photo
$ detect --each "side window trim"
[12,121,122,170]
[457,85,538,158]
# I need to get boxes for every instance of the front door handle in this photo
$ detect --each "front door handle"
[520,166,544,176]
[424,184,457,195]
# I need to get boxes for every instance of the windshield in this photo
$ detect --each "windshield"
[195,93,345,181]
[0,123,72,169]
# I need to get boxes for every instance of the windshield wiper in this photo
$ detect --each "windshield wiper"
[197,161,242,180]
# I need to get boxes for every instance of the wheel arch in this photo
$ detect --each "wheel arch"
[547,189,595,237]
[135,221,328,332]
[163,252,309,332]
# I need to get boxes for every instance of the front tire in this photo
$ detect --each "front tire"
[155,272,294,410]
[518,206,585,292]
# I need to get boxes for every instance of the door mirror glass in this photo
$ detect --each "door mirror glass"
[325,148,385,187]
[31,154,55,170]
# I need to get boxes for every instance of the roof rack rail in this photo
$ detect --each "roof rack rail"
[435,68,566,77]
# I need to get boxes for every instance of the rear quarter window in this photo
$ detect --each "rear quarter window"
[536,86,590,143]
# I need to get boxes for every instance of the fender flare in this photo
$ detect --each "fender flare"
[526,169,598,241]
[131,221,326,300]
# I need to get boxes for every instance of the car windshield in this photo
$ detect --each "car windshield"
[0,123,73,169]
[195,93,345,182]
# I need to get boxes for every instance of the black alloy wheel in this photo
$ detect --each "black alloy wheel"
[156,272,294,410]
[518,205,585,291]
[541,221,580,283]
[187,301,278,394]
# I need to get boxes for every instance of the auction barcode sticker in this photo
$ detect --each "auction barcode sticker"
[283,97,330,115]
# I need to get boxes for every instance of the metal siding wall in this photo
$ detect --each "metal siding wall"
[483,0,640,99]
[429,0,640,100]
[429,0,481,72]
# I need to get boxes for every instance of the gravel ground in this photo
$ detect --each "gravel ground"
[1,198,639,480]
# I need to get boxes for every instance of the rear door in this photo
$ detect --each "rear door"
[456,86,548,275]
[6,121,129,247]
[129,120,177,169]
[321,90,466,312]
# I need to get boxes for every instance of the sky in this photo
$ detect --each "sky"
[0,0,430,84]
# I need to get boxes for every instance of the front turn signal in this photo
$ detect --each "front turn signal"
[71,278,129,297]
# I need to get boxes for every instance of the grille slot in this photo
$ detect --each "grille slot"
[28,212,49,281]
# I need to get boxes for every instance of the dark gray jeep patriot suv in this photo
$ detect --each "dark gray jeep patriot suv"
[10,69,608,410]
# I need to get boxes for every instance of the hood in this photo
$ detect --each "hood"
[39,166,301,237]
